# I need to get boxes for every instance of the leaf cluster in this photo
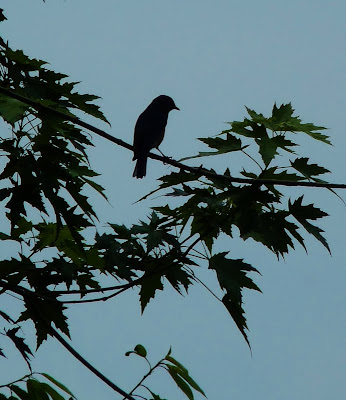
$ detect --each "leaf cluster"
[125,345,205,400]
[0,373,74,400]
[0,9,335,400]
[139,103,332,344]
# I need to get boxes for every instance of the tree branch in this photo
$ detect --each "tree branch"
[49,326,136,400]
[0,281,135,400]
[0,86,345,190]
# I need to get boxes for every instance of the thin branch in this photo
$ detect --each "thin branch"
[0,373,33,388]
[49,326,135,400]
[124,359,163,400]
[0,86,345,190]
[242,149,263,171]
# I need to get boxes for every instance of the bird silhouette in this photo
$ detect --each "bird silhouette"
[132,95,179,178]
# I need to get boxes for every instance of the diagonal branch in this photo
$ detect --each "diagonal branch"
[0,86,345,190]
[0,281,135,400]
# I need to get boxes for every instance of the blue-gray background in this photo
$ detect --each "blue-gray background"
[1,1,346,399]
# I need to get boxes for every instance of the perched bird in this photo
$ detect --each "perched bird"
[132,95,179,178]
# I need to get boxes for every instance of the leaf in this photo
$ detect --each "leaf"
[209,253,261,295]
[258,167,302,182]
[27,380,49,400]
[229,120,268,139]
[40,374,75,398]
[270,103,330,143]
[291,157,330,179]
[222,294,251,349]
[9,385,29,400]
[139,273,164,312]
[0,310,15,323]
[134,344,147,357]
[165,357,206,396]
[6,327,33,369]
[209,253,261,347]
[18,295,70,348]
[289,196,330,253]
[181,133,242,161]
[146,389,166,400]
[271,102,295,125]
[38,384,65,400]
[165,263,192,294]
[256,135,297,166]
[0,93,29,123]
[68,92,109,124]
[167,366,194,400]
[0,8,7,21]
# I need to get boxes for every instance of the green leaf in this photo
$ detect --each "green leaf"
[181,133,242,161]
[271,103,295,125]
[209,253,261,347]
[291,157,330,179]
[165,357,206,396]
[40,375,74,398]
[27,379,49,400]
[9,386,29,400]
[209,255,261,296]
[258,167,302,182]
[222,294,251,349]
[167,366,194,400]
[139,273,164,312]
[37,384,65,400]
[256,135,297,166]
[289,196,330,253]
[134,344,147,357]
[0,93,29,123]
[270,103,330,143]
[146,389,166,400]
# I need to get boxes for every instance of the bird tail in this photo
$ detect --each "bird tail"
[133,156,147,178]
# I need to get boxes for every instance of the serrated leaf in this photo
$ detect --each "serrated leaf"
[139,273,164,312]
[289,196,330,253]
[271,103,294,124]
[209,253,261,347]
[291,158,330,179]
[19,295,70,348]
[6,327,33,369]
[256,135,297,166]
[222,294,251,349]
[181,133,242,161]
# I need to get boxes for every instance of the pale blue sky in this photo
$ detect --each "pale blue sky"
[1,1,346,399]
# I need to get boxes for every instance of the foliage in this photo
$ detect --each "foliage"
[125,345,205,400]
[0,6,335,400]
[0,372,75,400]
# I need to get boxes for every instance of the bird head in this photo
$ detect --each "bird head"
[151,95,180,112]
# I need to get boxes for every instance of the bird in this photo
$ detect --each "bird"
[132,95,179,178]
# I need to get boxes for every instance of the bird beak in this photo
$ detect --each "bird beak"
[174,106,180,111]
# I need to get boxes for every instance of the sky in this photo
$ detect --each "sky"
[1,1,346,399]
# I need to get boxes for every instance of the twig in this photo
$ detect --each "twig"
[49,326,135,400]
[0,86,345,190]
